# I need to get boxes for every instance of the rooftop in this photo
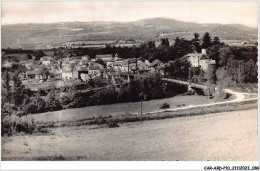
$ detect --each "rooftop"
[149,59,162,67]
[62,69,72,73]
[78,66,88,72]
[89,65,100,70]
[40,56,53,61]
[96,54,113,59]
[26,70,42,75]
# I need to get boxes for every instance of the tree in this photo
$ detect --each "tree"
[174,37,181,47]
[11,75,25,106]
[32,91,46,112]
[237,60,245,84]
[35,50,46,60]
[1,102,17,116]
[60,84,78,108]
[226,59,245,84]
[201,32,212,49]
[165,58,191,80]
[147,41,156,49]
[244,59,256,83]
[207,44,225,68]
[213,37,220,44]
[215,68,232,101]
[160,38,169,48]
[45,85,61,111]
[2,71,11,103]
[27,54,32,60]
[204,65,216,97]
[173,38,193,59]
[192,33,201,53]
[194,33,200,41]
[218,47,235,67]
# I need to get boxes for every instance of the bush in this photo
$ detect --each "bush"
[160,103,170,109]
[93,116,108,125]
[37,128,49,134]
[107,121,119,128]
[214,89,228,102]
[1,114,18,136]
[1,114,37,136]
[177,104,185,107]
[16,115,37,134]
[186,89,196,95]
[23,103,38,114]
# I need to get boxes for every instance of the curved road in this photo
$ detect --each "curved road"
[144,79,257,115]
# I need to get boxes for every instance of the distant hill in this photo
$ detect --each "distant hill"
[2,18,257,49]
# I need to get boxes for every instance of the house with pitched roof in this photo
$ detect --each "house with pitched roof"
[40,56,53,65]
[183,49,215,71]
[62,65,73,80]
[95,54,113,61]
[26,69,42,80]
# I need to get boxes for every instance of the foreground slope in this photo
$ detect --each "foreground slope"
[2,108,257,161]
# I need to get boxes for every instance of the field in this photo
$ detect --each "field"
[2,18,257,49]
[26,95,214,123]
[2,108,257,161]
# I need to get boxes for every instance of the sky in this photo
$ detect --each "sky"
[1,1,258,28]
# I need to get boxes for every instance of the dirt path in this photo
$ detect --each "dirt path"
[2,108,258,161]
[144,88,257,115]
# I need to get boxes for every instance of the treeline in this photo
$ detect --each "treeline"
[2,49,46,62]
[209,45,257,83]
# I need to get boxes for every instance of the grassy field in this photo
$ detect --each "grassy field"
[26,95,214,123]
[2,108,257,161]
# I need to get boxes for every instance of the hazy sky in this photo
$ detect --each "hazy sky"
[2,1,258,28]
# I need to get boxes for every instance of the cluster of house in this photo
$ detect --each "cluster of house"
[24,55,104,82]
[22,53,167,83]
[5,47,215,86]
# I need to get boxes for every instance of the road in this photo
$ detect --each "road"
[144,78,257,115]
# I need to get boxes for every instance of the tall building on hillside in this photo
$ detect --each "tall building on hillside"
[183,49,215,71]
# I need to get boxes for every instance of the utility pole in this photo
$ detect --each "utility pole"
[188,67,191,84]
[141,99,143,115]
[139,92,144,115]
[127,60,130,83]
[188,66,191,92]
[135,58,137,74]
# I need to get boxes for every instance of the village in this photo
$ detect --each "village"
[4,48,215,92]
[1,1,258,165]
